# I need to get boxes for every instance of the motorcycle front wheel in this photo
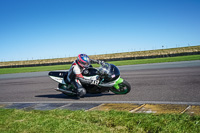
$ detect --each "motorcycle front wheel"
[110,80,131,94]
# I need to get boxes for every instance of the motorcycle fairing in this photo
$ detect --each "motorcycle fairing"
[113,78,123,89]
[49,71,66,84]
[99,76,120,87]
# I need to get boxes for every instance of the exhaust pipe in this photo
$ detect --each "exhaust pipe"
[55,88,76,95]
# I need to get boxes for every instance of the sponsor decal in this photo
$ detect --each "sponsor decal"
[83,70,89,75]
[111,74,115,78]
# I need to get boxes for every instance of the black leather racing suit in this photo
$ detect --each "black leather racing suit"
[65,59,100,96]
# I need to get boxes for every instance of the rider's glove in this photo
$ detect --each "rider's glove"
[91,80,99,85]
[98,60,105,65]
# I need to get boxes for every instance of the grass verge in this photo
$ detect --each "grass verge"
[1,45,199,67]
[0,108,200,133]
[0,54,200,75]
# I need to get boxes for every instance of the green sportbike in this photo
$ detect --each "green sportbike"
[49,63,131,97]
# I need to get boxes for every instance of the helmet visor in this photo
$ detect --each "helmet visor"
[79,59,90,68]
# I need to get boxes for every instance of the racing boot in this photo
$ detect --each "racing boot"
[77,87,86,98]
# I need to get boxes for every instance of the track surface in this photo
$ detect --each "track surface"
[0,61,200,104]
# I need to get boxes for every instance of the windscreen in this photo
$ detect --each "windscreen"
[100,63,120,81]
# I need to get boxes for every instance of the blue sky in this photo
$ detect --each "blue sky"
[0,0,200,61]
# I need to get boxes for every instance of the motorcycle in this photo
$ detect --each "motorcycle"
[48,62,131,97]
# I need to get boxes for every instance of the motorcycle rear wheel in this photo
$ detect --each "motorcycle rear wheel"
[110,80,131,94]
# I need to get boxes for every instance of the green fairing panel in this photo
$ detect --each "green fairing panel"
[113,78,123,89]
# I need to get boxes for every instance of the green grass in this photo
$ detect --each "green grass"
[1,45,200,67]
[0,108,200,133]
[0,54,200,75]
[108,54,200,66]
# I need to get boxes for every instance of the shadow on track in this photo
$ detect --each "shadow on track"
[35,93,115,100]
[35,94,79,100]
[85,93,115,97]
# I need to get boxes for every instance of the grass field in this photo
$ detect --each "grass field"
[0,45,200,67]
[0,108,199,133]
[0,54,200,75]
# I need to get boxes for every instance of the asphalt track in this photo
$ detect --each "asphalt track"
[0,60,200,113]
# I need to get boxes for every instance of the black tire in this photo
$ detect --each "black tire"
[110,79,131,94]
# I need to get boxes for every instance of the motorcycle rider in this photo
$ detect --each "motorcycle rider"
[65,54,104,97]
